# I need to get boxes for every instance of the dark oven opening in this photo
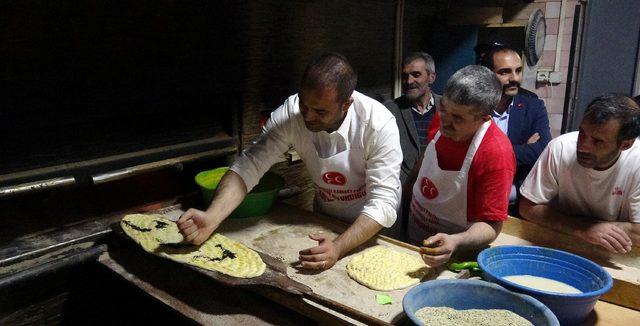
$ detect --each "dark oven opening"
[1,1,242,188]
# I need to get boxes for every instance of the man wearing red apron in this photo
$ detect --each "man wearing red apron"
[178,53,402,270]
[407,65,516,267]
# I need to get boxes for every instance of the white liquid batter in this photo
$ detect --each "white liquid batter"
[504,275,582,294]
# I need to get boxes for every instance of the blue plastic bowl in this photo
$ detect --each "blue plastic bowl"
[403,279,559,326]
[478,245,613,325]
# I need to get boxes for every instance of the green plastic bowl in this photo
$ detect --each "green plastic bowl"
[194,167,284,218]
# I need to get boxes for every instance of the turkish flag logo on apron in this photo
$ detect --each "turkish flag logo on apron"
[322,171,347,185]
[420,177,439,199]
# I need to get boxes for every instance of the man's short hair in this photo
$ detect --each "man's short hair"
[443,65,502,117]
[402,52,436,74]
[584,94,640,143]
[301,53,357,104]
[479,45,521,71]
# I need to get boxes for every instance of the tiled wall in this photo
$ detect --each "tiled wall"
[518,0,580,138]
[412,0,580,138]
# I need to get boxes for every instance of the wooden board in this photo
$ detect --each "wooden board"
[498,217,640,311]
[108,202,452,324]
[105,201,640,325]
[501,217,640,269]
[589,301,640,325]
[97,250,312,325]
[221,205,640,323]
[110,220,312,296]
[221,216,450,323]
[189,203,456,324]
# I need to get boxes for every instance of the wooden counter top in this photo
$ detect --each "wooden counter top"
[214,203,453,324]
[98,201,639,325]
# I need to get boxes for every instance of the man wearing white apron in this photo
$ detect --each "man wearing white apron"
[178,53,402,270]
[407,65,516,267]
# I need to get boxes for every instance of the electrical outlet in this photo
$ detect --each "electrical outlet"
[549,71,563,84]
[536,69,551,83]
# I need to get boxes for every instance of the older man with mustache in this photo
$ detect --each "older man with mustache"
[385,52,441,184]
[383,52,441,240]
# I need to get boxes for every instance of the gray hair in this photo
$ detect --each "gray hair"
[403,52,435,74]
[443,65,502,116]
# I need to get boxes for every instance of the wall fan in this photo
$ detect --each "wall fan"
[525,9,546,66]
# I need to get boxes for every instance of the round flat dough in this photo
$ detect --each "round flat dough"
[121,214,265,278]
[346,245,428,291]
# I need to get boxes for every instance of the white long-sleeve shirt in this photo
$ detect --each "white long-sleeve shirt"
[231,91,402,227]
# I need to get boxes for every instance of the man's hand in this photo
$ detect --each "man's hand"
[527,132,540,144]
[579,222,632,253]
[298,233,341,270]
[177,208,218,245]
[419,233,459,267]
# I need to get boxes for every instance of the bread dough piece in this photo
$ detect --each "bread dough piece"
[346,245,429,291]
[120,214,184,250]
[121,214,265,278]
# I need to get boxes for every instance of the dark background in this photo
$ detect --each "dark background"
[2,1,245,174]
[2,0,412,175]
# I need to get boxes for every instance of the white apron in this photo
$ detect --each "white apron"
[408,121,491,244]
[311,147,367,224]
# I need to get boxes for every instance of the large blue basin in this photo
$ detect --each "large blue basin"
[403,279,559,325]
[478,245,613,325]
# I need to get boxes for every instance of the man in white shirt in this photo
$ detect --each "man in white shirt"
[178,53,402,270]
[520,94,640,254]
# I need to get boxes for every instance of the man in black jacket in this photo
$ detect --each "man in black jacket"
[383,52,441,240]
[385,52,442,183]
[480,45,552,215]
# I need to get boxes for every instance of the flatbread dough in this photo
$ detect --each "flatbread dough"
[346,245,429,291]
[120,214,266,278]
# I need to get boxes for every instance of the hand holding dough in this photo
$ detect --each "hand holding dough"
[121,214,265,278]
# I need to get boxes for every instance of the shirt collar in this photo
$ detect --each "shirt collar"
[492,98,514,118]
[333,102,354,140]
[411,94,435,115]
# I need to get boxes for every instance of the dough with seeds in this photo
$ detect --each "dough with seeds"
[346,245,428,291]
[121,214,265,278]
